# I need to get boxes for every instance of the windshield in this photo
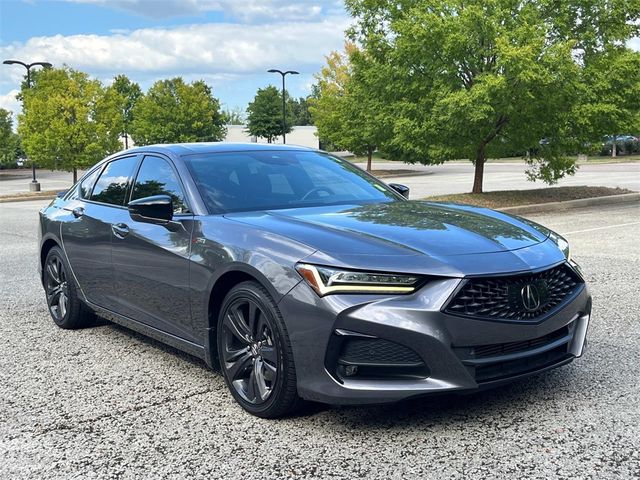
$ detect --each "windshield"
[183,150,401,213]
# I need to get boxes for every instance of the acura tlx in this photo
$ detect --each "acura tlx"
[38,143,590,417]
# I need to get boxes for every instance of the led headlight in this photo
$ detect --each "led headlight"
[549,231,571,261]
[296,264,421,296]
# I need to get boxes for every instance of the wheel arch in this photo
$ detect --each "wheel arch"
[40,237,61,279]
[204,263,290,368]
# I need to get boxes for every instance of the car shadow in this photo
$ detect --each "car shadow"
[99,318,583,425]
[104,321,213,371]
[306,370,581,427]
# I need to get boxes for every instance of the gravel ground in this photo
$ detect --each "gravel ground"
[1,200,639,479]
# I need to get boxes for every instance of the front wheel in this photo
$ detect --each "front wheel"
[217,281,300,418]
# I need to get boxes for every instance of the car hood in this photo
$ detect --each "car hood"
[224,201,550,260]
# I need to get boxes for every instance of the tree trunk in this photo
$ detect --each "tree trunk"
[472,146,485,194]
[612,135,617,158]
[73,168,77,184]
[366,147,373,172]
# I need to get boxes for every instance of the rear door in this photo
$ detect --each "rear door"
[61,155,140,310]
[110,154,197,343]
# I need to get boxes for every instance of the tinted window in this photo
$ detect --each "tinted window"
[90,156,138,206]
[79,167,102,199]
[131,156,189,214]
[183,151,399,213]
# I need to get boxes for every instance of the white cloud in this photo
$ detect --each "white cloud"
[629,37,640,51]
[0,16,350,119]
[0,17,349,76]
[63,0,343,22]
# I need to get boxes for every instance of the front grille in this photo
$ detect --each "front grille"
[339,338,422,366]
[444,263,582,321]
[474,345,571,383]
[454,323,575,384]
[473,325,569,358]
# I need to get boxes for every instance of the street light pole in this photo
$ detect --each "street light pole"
[267,69,299,144]
[3,59,52,189]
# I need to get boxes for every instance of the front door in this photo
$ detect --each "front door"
[111,155,197,343]
[61,155,140,310]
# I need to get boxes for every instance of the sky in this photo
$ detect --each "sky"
[0,0,350,123]
[0,1,639,128]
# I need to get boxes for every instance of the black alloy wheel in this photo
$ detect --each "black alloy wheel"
[217,281,300,418]
[45,254,69,323]
[43,247,94,329]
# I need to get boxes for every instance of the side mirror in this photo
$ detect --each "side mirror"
[388,183,410,199]
[56,190,67,198]
[128,195,173,224]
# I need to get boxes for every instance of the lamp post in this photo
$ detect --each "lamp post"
[267,69,299,144]
[3,59,52,191]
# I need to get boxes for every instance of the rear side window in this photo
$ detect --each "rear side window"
[131,156,189,214]
[79,167,102,199]
[90,156,138,206]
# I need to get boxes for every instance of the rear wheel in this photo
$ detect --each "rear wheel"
[43,246,94,329]
[217,281,300,418]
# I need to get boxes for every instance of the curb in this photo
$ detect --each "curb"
[497,192,640,215]
[377,171,433,179]
[0,194,57,203]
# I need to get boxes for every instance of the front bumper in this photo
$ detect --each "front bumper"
[278,271,591,405]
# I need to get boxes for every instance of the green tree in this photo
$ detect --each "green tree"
[130,78,226,145]
[310,45,390,171]
[246,86,292,143]
[576,48,640,157]
[0,109,15,164]
[288,96,313,126]
[344,0,640,192]
[104,74,142,149]
[0,111,25,167]
[18,67,121,182]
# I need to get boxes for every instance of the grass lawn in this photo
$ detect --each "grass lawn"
[425,186,635,209]
[578,154,640,164]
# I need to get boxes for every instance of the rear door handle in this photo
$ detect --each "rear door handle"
[72,207,84,218]
[111,223,129,239]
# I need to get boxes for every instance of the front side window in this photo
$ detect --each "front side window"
[183,150,400,213]
[90,156,138,206]
[131,156,189,214]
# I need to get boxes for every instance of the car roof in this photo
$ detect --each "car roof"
[120,142,317,158]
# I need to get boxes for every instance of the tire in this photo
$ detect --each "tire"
[217,281,300,418]
[43,246,94,329]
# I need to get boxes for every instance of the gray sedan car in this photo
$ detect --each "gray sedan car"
[38,143,590,417]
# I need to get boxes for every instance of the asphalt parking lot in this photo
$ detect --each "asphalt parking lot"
[1,200,639,479]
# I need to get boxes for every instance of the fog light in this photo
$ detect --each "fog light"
[344,365,358,376]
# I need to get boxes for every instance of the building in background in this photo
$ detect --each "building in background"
[225,125,319,149]
[120,126,319,150]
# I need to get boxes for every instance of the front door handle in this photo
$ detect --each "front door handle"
[111,223,129,239]
[72,207,84,218]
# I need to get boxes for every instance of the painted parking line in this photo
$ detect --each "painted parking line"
[563,221,640,235]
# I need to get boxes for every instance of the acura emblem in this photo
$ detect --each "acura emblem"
[521,284,541,311]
